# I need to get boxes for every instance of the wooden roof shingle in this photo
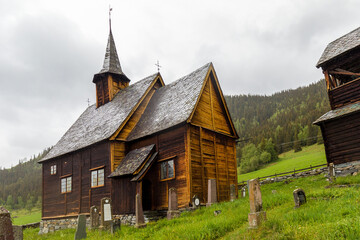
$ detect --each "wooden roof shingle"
[127,62,211,141]
[40,74,158,162]
[313,101,360,124]
[108,144,155,177]
[317,27,360,68]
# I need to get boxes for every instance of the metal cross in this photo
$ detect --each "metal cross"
[155,60,162,72]
[87,98,90,107]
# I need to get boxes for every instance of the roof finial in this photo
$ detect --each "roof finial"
[109,5,113,31]
[155,60,162,72]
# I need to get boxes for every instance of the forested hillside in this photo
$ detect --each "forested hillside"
[0,148,50,209]
[225,79,330,172]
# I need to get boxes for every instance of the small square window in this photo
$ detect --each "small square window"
[61,176,72,193]
[160,159,175,180]
[50,165,57,175]
[91,168,105,188]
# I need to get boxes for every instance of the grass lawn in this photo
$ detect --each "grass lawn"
[238,144,327,182]
[24,174,360,239]
[11,208,41,225]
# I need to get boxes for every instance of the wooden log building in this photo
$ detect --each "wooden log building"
[38,28,239,220]
[314,27,360,165]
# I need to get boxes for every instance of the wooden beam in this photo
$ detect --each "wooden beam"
[199,127,206,202]
[324,70,331,91]
[185,125,192,204]
[329,70,360,76]
[213,134,219,202]
[209,78,215,129]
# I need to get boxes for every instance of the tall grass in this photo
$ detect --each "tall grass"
[25,174,360,239]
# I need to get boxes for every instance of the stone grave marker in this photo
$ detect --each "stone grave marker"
[192,195,201,208]
[206,179,217,207]
[328,163,336,182]
[241,187,246,198]
[293,189,306,208]
[110,219,121,234]
[74,214,87,240]
[135,193,146,228]
[248,179,266,228]
[100,197,112,230]
[0,206,14,240]
[167,188,180,220]
[12,225,23,240]
[90,206,99,229]
[230,184,236,201]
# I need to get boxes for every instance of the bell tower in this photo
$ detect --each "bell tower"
[93,10,130,108]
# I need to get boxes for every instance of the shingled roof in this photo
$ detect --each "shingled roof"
[317,27,360,68]
[108,144,155,177]
[40,74,158,162]
[127,62,211,141]
[313,101,360,125]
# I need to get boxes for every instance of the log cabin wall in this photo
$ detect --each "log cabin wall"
[328,78,360,110]
[127,125,188,210]
[321,112,360,165]
[42,141,111,219]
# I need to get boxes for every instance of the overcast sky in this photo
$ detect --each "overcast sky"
[1,0,360,168]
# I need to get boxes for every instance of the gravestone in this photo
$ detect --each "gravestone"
[328,163,336,182]
[247,179,266,228]
[230,184,236,201]
[241,187,246,198]
[74,214,87,240]
[293,189,306,208]
[100,198,112,230]
[12,225,23,240]
[167,188,180,220]
[206,179,217,207]
[135,193,146,228]
[110,219,121,234]
[0,206,14,240]
[192,195,201,208]
[90,206,99,229]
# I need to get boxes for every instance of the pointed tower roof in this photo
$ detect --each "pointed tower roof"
[99,30,124,74]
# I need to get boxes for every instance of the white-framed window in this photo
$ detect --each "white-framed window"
[61,176,72,193]
[91,168,104,188]
[50,165,57,175]
[160,159,175,180]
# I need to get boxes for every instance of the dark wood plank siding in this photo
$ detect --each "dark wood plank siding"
[127,125,188,210]
[322,112,360,164]
[42,141,111,219]
[111,177,137,214]
[328,78,360,109]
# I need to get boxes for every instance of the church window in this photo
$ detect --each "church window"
[91,168,104,187]
[160,159,175,180]
[50,165,57,175]
[61,176,72,193]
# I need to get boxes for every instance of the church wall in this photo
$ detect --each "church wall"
[189,125,237,204]
[127,124,189,210]
[321,112,360,165]
[42,141,111,219]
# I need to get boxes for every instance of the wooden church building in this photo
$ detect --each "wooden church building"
[39,28,238,220]
[314,27,360,165]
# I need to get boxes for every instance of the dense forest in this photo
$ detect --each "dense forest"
[225,79,330,172]
[0,79,330,206]
[0,148,50,210]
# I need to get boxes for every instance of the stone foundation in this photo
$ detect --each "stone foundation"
[39,210,168,234]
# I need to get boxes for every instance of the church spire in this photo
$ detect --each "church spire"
[93,8,130,108]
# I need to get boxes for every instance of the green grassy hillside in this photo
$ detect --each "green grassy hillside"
[24,174,360,239]
[238,144,327,182]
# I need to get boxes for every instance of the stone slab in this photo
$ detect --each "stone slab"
[248,211,266,229]
[74,214,87,240]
